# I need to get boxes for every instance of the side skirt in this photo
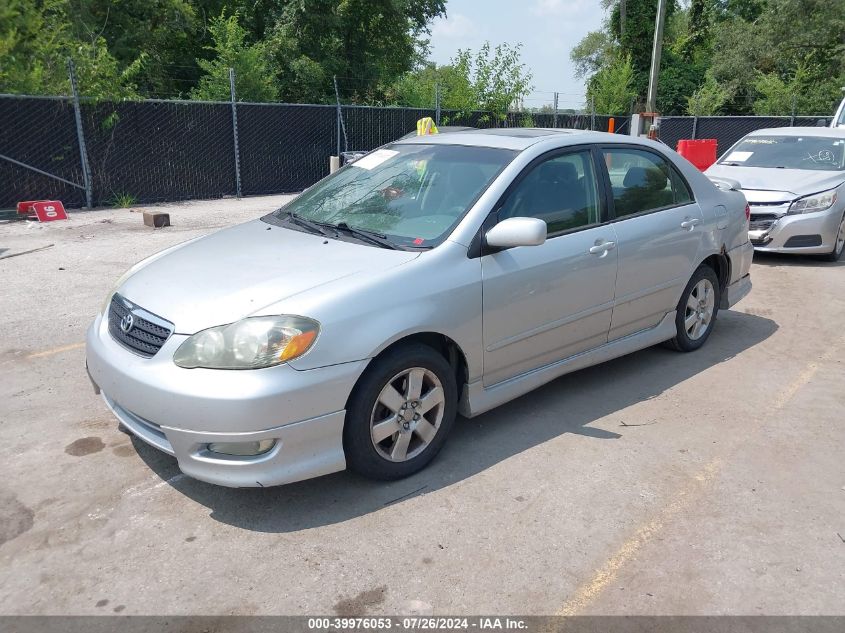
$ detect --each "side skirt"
[459,311,677,418]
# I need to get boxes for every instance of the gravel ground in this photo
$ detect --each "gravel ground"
[0,195,843,616]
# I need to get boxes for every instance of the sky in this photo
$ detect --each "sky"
[427,0,608,110]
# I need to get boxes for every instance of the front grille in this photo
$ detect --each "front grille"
[747,200,789,207]
[749,214,777,232]
[108,294,173,357]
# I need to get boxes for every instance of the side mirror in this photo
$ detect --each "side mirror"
[485,217,547,249]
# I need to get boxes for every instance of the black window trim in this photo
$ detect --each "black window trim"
[470,144,612,258]
[596,143,697,222]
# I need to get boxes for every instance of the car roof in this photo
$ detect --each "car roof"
[394,127,624,151]
[745,127,845,139]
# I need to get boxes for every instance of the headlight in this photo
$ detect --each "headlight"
[173,316,319,369]
[788,189,838,214]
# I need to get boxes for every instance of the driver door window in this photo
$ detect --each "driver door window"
[498,151,600,235]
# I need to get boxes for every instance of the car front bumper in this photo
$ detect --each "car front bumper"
[86,313,368,487]
[749,207,843,254]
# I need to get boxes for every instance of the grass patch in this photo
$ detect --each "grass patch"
[109,191,137,208]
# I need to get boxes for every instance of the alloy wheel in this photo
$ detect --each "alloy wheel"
[684,278,715,341]
[370,367,445,462]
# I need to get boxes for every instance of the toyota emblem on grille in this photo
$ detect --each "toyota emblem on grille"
[120,313,134,333]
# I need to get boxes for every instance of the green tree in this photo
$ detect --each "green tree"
[266,0,446,103]
[68,0,199,98]
[587,54,636,115]
[753,62,845,116]
[656,48,707,115]
[391,42,533,123]
[0,0,140,97]
[390,62,473,111]
[570,30,616,79]
[458,42,533,122]
[676,0,713,60]
[712,0,768,22]
[687,71,731,114]
[710,0,845,114]
[190,13,278,102]
[609,0,679,98]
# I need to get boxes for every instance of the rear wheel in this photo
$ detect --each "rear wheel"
[344,344,457,480]
[666,265,720,352]
[823,213,845,262]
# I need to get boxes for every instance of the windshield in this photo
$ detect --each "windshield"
[719,135,845,171]
[266,143,516,248]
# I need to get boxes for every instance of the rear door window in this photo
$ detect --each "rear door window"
[602,148,693,218]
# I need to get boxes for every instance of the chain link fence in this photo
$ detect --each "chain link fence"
[0,94,633,210]
[0,95,87,208]
[1,82,836,211]
[658,115,834,157]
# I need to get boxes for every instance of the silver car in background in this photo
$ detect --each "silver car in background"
[707,127,845,260]
[86,129,752,488]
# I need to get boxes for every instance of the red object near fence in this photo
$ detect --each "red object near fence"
[677,139,718,171]
[17,200,40,214]
[32,200,67,222]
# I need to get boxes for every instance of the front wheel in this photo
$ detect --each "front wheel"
[344,344,457,480]
[823,213,845,262]
[665,265,720,352]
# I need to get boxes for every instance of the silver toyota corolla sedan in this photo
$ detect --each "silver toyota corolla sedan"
[86,129,753,487]
[706,127,845,260]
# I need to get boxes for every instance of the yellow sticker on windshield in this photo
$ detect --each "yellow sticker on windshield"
[352,149,399,170]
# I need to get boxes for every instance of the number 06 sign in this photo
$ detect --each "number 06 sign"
[32,200,68,222]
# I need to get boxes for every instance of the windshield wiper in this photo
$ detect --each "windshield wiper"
[282,211,332,237]
[333,222,400,250]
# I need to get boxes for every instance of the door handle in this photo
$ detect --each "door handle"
[680,218,701,230]
[589,241,616,256]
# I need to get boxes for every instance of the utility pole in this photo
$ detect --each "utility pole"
[553,92,559,128]
[645,0,667,115]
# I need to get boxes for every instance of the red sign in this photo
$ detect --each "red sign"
[17,200,39,214]
[32,200,67,222]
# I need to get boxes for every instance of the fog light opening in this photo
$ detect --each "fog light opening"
[207,439,276,456]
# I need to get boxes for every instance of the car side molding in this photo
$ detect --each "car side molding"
[459,312,677,417]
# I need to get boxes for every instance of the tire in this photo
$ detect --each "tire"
[344,343,457,480]
[823,212,845,262]
[665,265,721,352]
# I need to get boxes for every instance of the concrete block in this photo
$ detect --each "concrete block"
[143,211,170,228]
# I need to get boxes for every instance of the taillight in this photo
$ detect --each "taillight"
[745,203,750,221]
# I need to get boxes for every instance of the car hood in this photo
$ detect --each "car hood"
[117,220,420,333]
[705,164,845,198]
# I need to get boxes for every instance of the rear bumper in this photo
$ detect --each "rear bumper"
[719,239,753,310]
[722,273,751,309]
